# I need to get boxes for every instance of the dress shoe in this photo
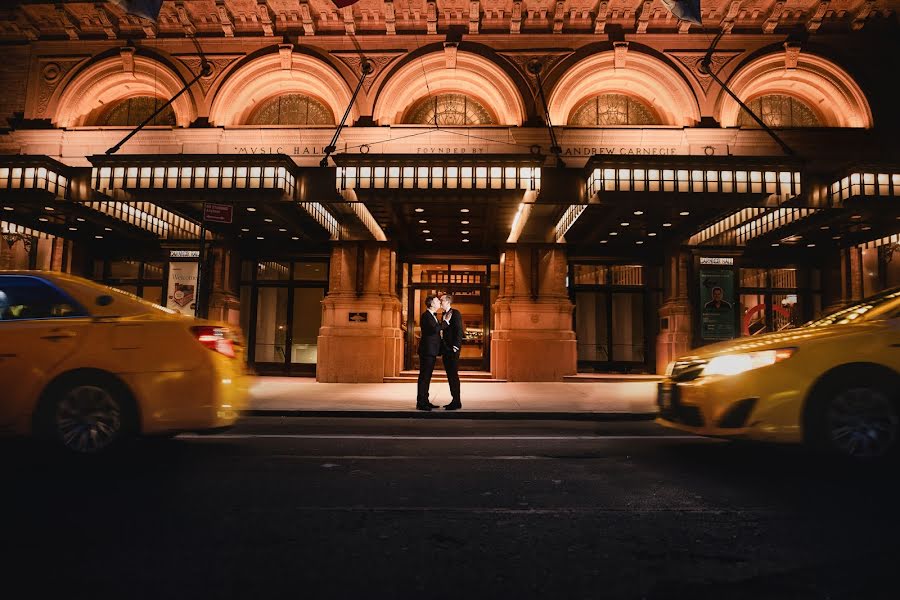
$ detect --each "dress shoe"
[443,402,462,410]
[428,402,440,409]
[415,403,432,411]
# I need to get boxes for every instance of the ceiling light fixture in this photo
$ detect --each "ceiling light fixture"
[851,214,862,219]
[426,238,433,242]
[679,211,690,216]
[460,208,470,213]
[462,239,470,243]
[636,241,644,245]
[76,217,85,222]
[648,232,657,237]
[415,208,424,213]
[419,219,427,224]
[278,228,287,232]
[663,222,672,227]
[264,218,273,223]
[771,243,780,247]
[68,227,77,231]
[2,206,12,211]
[38,217,48,222]
[600,240,608,244]
[820,225,830,230]
[832,235,841,240]
[807,243,816,247]
[292,236,299,240]
[257,236,264,240]
[247,207,256,212]
[620,222,630,227]
[461,220,470,225]
[422,229,430,234]
[241,228,249,232]
[94,235,103,239]
[634,210,644,215]
[104,227,112,231]
[44,206,54,211]
[609,232,618,236]
[461,230,469,234]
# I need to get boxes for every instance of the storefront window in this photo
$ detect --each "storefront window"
[611,265,644,286]
[293,262,327,281]
[109,261,141,279]
[254,287,289,363]
[739,268,767,288]
[290,288,324,364]
[576,292,609,361]
[257,261,291,281]
[740,293,768,336]
[573,265,608,285]
[860,244,900,298]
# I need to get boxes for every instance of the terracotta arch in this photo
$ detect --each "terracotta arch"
[51,52,197,128]
[373,51,526,126]
[548,51,700,127]
[209,51,356,126]
[719,52,872,128]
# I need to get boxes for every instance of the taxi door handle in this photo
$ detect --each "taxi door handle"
[40,330,77,341]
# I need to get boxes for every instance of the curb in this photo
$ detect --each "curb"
[244,410,658,421]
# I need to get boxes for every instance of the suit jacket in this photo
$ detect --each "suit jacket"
[418,310,442,357]
[441,308,465,356]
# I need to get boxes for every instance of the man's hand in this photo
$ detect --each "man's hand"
[452,346,459,353]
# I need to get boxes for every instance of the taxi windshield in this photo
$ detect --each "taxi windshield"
[803,287,900,327]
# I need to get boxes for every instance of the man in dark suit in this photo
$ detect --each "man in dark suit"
[416,294,442,411]
[440,293,464,410]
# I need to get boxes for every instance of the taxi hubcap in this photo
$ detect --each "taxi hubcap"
[827,388,898,458]
[55,385,122,454]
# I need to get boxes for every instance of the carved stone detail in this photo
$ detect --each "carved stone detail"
[36,59,81,117]
[179,56,241,96]
[500,52,573,97]
[332,53,402,94]
[669,51,741,94]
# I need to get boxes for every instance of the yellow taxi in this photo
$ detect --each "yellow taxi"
[0,271,253,454]
[657,287,900,459]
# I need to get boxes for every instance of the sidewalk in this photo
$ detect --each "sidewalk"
[247,377,662,419]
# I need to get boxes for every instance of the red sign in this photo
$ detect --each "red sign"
[203,203,233,224]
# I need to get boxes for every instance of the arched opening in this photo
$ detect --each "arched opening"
[719,52,872,128]
[548,51,700,127]
[568,93,661,126]
[246,93,336,126]
[90,95,176,127]
[373,51,525,125]
[737,94,821,128]
[402,93,497,126]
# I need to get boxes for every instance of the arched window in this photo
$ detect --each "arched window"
[403,93,496,125]
[568,94,660,126]
[738,94,821,128]
[246,94,335,126]
[94,96,176,126]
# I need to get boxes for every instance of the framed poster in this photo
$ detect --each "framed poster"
[699,268,736,341]
[166,262,199,316]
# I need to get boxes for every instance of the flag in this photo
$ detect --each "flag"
[109,0,164,22]
[332,0,362,7]
[661,0,702,25]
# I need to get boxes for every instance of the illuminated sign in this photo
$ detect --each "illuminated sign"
[700,257,734,265]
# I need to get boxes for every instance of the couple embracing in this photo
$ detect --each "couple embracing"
[416,293,463,411]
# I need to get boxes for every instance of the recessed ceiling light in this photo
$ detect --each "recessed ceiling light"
[44,206,54,211]
[461,230,469,234]
[820,225,830,230]
[832,235,841,240]
[851,214,862,219]
[278,228,287,232]
[461,220,470,225]
[620,222,630,227]
[94,235,103,239]
[104,227,112,231]
[419,219,427,224]
[257,236,264,240]
[68,227,77,231]
[2,206,12,211]
[609,232,618,236]
[771,243,780,247]
[460,208,470,213]
[600,240,608,244]
[76,217,85,222]
[634,210,643,215]
[425,238,433,242]
[264,218,273,223]
[38,217,48,222]
[663,222,672,227]
[291,236,299,240]
[241,227,249,232]
[679,211,690,216]
[422,229,430,234]
[415,208,424,213]
[462,239,470,242]
[247,207,256,212]
[807,243,816,247]
[636,240,644,245]
[861,225,872,230]
[648,232,657,237]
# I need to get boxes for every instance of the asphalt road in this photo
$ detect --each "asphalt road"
[3,417,899,599]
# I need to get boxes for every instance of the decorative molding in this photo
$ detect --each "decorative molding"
[636,1,652,34]
[257,0,275,36]
[332,53,402,94]
[120,46,135,73]
[783,41,801,70]
[851,0,875,30]
[720,1,742,34]
[444,42,458,69]
[55,4,80,40]
[174,1,196,37]
[594,2,609,34]
[342,6,355,35]
[427,1,437,35]
[806,0,830,32]
[36,59,81,117]
[384,0,396,35]
[279,43,293,70]
[669,51,742,94]
[94,3,117,40]
[216,0,234,37]
[511,1,523,34]
[501,51,573,97]
[300,0,315,36]
[179,55,241,96]
[613,41,628,69]
[469,1,481,35]
[763,1,785,34]
[553,1,566,34]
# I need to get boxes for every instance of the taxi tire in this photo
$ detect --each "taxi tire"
[805,373,899,461]
[34,371,139,456]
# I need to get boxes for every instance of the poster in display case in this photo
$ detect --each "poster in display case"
[166,262,199,316]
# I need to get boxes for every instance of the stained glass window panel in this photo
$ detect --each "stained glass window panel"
[96,96,176,126]
[403,94,496,125]
[738,95,821,128]
[568,94,660,126]
[247,94,336,126]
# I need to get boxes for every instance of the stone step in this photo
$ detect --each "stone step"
[385,371,506,383]
[564,374,663,383]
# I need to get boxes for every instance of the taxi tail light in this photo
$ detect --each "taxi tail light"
[191,326,236,359]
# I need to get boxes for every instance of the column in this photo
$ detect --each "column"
[316,242,403,382]
[655,250,692,374]
[491,245,576,381]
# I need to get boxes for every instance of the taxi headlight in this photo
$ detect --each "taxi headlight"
[664,361,676,377]
[701,348,796,377]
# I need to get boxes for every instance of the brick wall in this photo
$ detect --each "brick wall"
[0,44,30,126]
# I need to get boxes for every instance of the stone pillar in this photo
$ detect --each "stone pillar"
[491,245,576,381]
[206,246,241,326]
[655,250,692,374]
[317,242,403,382]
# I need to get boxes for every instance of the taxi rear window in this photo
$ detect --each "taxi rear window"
[0,275,88,321]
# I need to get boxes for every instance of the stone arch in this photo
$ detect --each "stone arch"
[548,50,700,127]
[51,50,197,128]
[718,52,872,128]
[209,49,356,126]
[373,50,526,126]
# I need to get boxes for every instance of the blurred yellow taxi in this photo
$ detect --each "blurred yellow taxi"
[0,271,253,453]
[658,287,900,459]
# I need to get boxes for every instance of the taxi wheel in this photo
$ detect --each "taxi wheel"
[36,373,138,455]
[809,378,899,460]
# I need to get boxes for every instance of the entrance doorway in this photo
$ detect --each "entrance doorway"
[403,262,498,371]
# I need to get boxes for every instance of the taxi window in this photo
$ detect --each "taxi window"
[0,276,88,321]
